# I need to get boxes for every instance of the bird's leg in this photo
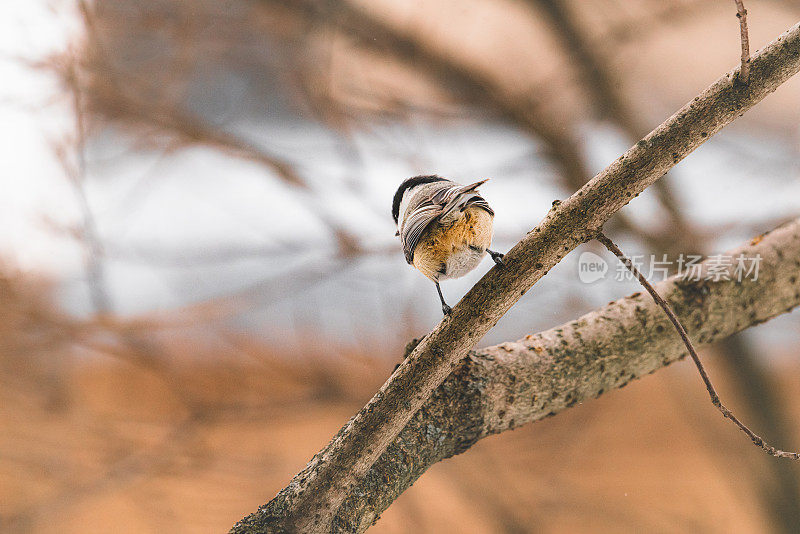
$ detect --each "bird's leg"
[487,248,505,266]
[435,281,451,315]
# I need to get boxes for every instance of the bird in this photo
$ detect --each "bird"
[392,175,504,315]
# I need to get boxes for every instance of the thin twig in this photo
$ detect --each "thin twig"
[596,231,799,459]
[734,0,751,83]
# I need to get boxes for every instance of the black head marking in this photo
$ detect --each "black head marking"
[391,175,448,223]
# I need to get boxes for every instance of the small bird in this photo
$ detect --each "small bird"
[392,175,504,315]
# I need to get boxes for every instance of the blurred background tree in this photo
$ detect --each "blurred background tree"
[1,1,800,532]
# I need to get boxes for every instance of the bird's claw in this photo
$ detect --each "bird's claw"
[442,304,452,316]
[489,251,505,266]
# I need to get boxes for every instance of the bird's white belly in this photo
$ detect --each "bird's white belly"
[439,245,485,280]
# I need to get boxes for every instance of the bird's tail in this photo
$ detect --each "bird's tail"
[458,178,489,194]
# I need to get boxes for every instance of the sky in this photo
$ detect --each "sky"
[0,1,84,273]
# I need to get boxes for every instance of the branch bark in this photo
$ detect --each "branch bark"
[236,217,800,533]
[233,20,800,533]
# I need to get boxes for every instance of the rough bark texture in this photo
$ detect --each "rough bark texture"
[235,218,800,533]
[232,21,800,533]
[329,218,800,533]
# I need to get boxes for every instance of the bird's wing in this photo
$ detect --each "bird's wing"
[401,202,443,263]
[400,180,493,264]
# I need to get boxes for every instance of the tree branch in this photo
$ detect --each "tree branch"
[596,232,799,458]
[265,0,657,243]
[735,0,752,83]
[237,217,800,533]
[529,0,692,246]
[233,20,800,533]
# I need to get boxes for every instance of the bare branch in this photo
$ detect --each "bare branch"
[530,0,692,245]
[596,232,799,458]
[236,217,800,533]
[714,334,800,532]
[735,0,752,83]
[232,21,800,534]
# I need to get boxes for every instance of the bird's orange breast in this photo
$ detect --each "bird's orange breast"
[412,206,494,281]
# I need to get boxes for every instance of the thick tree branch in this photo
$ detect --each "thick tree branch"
[596,232,799,458]
[237,217,800,533]
[529,0,692,245]
[233,21,800,533]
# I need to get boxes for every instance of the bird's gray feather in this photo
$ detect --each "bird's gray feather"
[400,180,493,264]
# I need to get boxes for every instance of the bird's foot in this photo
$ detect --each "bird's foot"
[441,303,452,316]
[487,249,505,266]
